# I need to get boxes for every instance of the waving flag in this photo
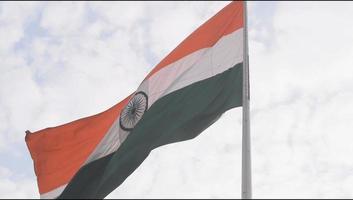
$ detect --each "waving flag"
[25,2,244,199]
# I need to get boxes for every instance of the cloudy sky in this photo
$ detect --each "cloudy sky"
[1,1,353,198]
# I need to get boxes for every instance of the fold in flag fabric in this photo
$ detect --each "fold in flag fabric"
[25,1,244,199]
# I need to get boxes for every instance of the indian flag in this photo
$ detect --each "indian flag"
[25,1,244,199]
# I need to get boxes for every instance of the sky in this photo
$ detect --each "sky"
[1,1,353,199]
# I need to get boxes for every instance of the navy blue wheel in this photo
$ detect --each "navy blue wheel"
[119,91,148,131]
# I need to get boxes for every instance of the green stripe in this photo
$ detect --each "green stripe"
[59,63,243,199]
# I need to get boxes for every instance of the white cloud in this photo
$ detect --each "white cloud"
[0,2,38,53]
[0,166,37,199]
[40,2,87,37]
[249,1,353,198]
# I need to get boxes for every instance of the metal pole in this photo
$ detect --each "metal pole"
[241,1,252,199]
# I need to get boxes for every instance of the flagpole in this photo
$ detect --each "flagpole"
[241,1,252,199]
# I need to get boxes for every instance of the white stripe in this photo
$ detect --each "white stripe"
[40,184,67,199]
[83,117,128,165]
[84,28,243,166]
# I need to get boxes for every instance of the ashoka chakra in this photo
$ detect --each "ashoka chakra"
[119,91,148,131]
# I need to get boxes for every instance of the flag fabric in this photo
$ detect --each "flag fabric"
[25,2,244,199]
